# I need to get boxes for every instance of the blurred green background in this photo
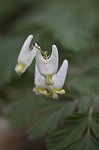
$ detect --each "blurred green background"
[0,0,99,137]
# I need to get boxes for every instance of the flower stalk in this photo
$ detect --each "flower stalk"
[30,44,48,60]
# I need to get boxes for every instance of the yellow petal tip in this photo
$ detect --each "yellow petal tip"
[15,63,24,74]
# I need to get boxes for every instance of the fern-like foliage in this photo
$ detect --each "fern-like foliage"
[47,113,99,150]
[3,93,77,138]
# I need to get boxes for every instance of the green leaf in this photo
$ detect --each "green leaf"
[62,135,99,150]
[77,96,93,113]
[2,93,35,129]
[28,99,77,139]
[47,114,88,150]
[47,113,99,150]
[91,113,99,139]
[2,92,77,137]
[68,75,99,96]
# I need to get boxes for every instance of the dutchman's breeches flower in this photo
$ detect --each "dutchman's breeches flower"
[36,45,58,85]
[33,65,47,96]
[15,35,38,74]
[50,60,68,99]
[15,34,68,99]
[33,59,68,99]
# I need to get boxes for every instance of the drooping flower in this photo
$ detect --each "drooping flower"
[15,34,68,99]
[36,45,58,85]
[33,59,68,99]
[49,59,68,99]
[33,64,48,96]
[15,35,38,74]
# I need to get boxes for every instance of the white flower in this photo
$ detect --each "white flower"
[33,64,47,96]
[36,45,58,85]
[33,59,68,99]
[15,35,38,74]
[50,59,68,99]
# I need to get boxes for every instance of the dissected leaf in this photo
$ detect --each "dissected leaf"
[68,75,99,96]
[77,96,93,113]
[2,92,77,137]
[29,100,77,139]
[47,113,99,150]
[2,93,35,129]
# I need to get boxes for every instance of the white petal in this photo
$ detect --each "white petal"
[47,45,58,74]
[36,45,58,76]
[52,59,68,89]
[18,35,33,64]
[15,63,27,73]
[36,50,46,76]
[28,47,38,66]
[20,66,27,73]
[34,64,46,87]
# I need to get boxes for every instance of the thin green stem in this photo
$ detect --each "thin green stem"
[30,44,48,60]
